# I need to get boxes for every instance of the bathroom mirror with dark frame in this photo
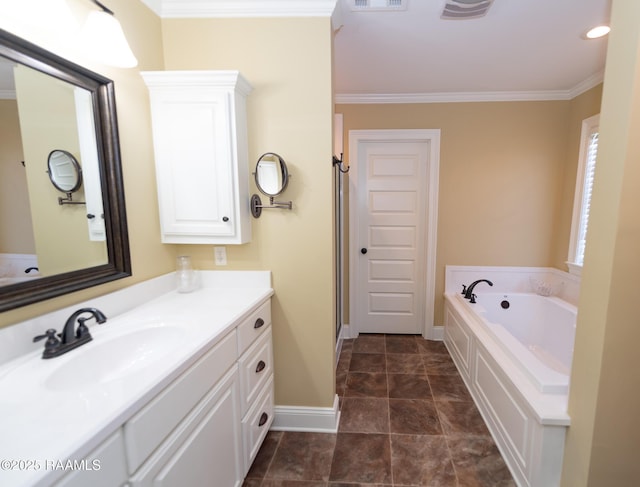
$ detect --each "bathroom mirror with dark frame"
[0,28,131,312]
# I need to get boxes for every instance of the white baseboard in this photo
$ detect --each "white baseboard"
[340,323,358,339]
[271,394,341,433]
[428,325,444,341]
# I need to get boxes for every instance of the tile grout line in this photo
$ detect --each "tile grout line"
[384,337,396,487]
[258,430,285,486]
[422,347,462,487]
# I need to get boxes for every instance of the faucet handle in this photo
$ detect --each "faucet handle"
[76,317,92,339]
[33,329,61,350]
[461,284,467,295]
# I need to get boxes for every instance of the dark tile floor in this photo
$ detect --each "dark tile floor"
[243,334,515,487]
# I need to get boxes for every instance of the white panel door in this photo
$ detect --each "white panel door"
[356,140,428,334]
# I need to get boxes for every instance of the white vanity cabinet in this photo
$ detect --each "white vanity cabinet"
[141,71,252,244]
[53,297,273,487]
[126,300,274,486]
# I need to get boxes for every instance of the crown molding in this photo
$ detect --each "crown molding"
[567,70,605,99]
[334,90,571,104]
[139,0,337,18]
[335,73,606,104]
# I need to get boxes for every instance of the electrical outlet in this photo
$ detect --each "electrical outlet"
[214,246,227,266]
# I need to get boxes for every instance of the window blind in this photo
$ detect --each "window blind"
[576,131,598,265]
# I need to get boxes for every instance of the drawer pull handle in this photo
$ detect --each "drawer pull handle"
[258,412,269,427]
[255,360,266,373]
[254,318,265,329]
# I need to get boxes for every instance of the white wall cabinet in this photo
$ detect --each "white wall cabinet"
[142,71,252,244]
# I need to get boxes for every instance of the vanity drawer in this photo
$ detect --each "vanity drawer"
[124,330,237,474]
[241,377,274,475]
[236,300,271,356]
[238,326,273,413]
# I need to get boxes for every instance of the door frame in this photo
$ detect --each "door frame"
[348,129,440,339]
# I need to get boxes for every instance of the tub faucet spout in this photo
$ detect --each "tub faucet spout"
[464,279,493,301]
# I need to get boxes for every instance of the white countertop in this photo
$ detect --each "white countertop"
[0,271,273,487]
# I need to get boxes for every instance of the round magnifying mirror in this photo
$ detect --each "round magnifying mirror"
[255,152,289,197]
[47,150,82,193]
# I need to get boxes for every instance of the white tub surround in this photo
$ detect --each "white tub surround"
[0,271,273,487]
[467,293,576,395]
[445,265,580,306]
[0,253,40,282]
[444,266,579,487]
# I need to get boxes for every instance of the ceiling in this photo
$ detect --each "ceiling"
[0,0,613,103]
[333,0,612,102]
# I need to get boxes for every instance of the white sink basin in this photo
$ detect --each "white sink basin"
[45,326,183,391]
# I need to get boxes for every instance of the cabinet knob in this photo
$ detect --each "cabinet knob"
[255,360,266,373]
[222,216,229,222]
[258,412,269,427]
[254,318,265,329]
[361,248,368,254]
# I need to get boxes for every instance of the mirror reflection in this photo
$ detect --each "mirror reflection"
[1,57,107,282]
[47,150,82,193]
[0,28,130,311]
[255,152,289,196]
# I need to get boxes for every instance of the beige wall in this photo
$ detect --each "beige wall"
[561,0,640,484]
[0,3,336,411]
[0,0,175,326]
[0,98,34,254]
[161,17,336,408]
[337,99,593,326]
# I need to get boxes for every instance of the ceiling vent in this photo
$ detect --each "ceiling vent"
[441,0,494,20]
[351,0,407,12]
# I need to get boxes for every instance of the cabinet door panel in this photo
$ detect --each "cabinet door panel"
[155,377,242,487]
[130,367,243,487]
[54,431,127,487]
[153,95,234,239]
[124,331,237,473]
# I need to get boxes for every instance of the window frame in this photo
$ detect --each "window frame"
[567,113,600,276]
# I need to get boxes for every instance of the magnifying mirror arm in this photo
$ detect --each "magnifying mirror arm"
[58,192,86,206]
[250,194,292,218]
[264,196,292,210]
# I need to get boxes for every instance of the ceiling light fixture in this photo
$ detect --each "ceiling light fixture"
[586,25,611,39]
[81,0,138,68]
